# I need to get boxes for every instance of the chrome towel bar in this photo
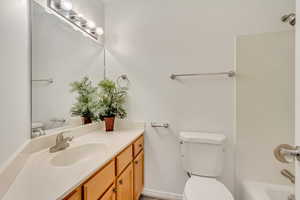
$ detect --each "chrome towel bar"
[151,122,169,128]
[32,79,54,84]
[170,70,235,80]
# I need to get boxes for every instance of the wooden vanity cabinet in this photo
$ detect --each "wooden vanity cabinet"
[64,135,144,200]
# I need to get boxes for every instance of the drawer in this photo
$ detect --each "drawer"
[133,136,144,157]
[116,145,133,175]
[84,160,115,200]
[64,188,81,200]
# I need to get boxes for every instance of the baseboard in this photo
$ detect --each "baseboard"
[142,188,183,200]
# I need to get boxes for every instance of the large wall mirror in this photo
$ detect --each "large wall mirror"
[31,0,105,138]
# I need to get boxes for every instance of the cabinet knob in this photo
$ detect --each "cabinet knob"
[113,188,117,193]
[135,160,139,164]
[139,144,143,148]
[119,179,123,184]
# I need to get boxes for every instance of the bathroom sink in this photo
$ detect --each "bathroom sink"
[50,143,107,167]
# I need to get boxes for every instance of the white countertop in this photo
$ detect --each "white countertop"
[2,125,144,200]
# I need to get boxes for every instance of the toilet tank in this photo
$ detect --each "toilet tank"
[180,132,226,177]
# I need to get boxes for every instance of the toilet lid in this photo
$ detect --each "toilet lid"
[184,176,233,200]
[32,122,44,129]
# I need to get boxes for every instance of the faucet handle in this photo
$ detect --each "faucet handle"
[56,131,71,143]
[281,169,295,184]
[56,132,64,143]
[67,136,74,142]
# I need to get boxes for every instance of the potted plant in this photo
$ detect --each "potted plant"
[70,77,97,125]
[96,79,127,131]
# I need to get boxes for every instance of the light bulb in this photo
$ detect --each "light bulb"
[45,7,54,15]
[72,25,80,31]
[73,14,84,25]
[60,0,73,11]
[75,13,84,22]
[95,27,104,35]
[82,32,89,38]
[87,21,96,29]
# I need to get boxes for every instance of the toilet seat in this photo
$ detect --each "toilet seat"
[183,176,234,200]
[32,122,44,129]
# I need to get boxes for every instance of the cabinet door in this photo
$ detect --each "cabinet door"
[64,188,81,200]
[116,163,133,200]
[100,184,116,200]
[133,151,144,200]
[84,160,115,200]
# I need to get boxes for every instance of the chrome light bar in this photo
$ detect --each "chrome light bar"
[47,0,104,42]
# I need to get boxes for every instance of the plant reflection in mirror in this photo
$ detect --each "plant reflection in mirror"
[70,77,97,124]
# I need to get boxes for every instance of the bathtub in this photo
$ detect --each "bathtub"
[241,181,294,200]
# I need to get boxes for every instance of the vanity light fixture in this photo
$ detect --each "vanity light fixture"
[47,0,104,42]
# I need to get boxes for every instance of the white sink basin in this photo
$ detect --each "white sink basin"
[50,143,107,167]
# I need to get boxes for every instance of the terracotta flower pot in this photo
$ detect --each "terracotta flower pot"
[81,116,92,125]
[104,116,115,132]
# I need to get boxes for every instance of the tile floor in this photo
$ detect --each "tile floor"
[140,196,169,200]
[140,196,162,200]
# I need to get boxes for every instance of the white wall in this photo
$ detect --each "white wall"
[236,31,294,188]
[104,0,294,197]
[0,0,31,166]
[32,0,105,129]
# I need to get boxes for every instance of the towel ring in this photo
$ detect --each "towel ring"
[117,74,130,89]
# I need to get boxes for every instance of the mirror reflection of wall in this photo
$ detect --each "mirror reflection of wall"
[31,0,105,135]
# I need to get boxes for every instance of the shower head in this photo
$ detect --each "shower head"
[281,13,296,26]
[281,14,292,22]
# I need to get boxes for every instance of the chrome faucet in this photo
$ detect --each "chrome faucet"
[49,132,73,153]
[281,169,295,184]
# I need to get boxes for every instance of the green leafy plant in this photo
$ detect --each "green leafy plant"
[70,77,97,120]
[95,79,128,120]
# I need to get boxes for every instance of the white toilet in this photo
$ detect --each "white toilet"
[180,132,234,200]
